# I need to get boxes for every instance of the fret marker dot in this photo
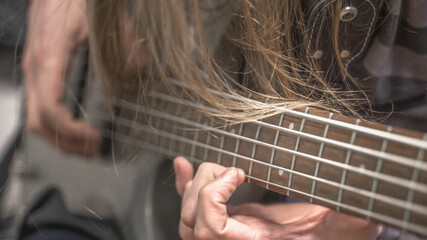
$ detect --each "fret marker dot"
[230,128,235,133]
[289,122,294,130]
[359,164,365,170]
[278,170,284,176]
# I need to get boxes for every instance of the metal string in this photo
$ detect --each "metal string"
[93,125,427,237]
[149,91,427,171]
[89,108,427,214]
[89,100,427,195]
[167,78,427,151]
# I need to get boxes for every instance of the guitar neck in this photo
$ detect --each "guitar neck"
[90,91,427,237]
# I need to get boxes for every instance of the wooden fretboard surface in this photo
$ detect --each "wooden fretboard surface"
[90,92,427,237]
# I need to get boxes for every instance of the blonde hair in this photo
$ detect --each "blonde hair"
[87,0,368,123]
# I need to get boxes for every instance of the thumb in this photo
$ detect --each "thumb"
[173,157,194,197]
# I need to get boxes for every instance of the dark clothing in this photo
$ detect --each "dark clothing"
[23,228,97,240]
[307,0,427,132]
[362,0,427,132]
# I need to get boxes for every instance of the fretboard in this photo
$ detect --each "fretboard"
[89,91,427,237]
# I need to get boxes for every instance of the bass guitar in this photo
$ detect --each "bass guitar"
[85,82,427,238]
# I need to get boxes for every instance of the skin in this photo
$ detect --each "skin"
[174,156,382,240]
[23,0,100,157]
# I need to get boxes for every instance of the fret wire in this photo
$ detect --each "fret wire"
[248,124,262,184]
[202,118,214,162]
[403,133,427,230]
[158,83,427,151]
[367,126,393,220]
[96,125,427,214]
[108,95,427,171]
[190,114,203,160]
[217,126,227,165]
[287,107,310,195]
[90,107,427,193]
[232,123,245,167]
[310,112,333,203]
[99,128,427,237]
[266,113,285,190]
[337,119,360,211]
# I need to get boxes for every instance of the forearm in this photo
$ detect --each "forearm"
[24,0,87,76]
[23,0,100,157]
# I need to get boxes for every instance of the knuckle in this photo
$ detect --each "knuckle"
[198,185,212,201]
[184,181,192,192]
[198,180,236,205]
[198,162,214,173]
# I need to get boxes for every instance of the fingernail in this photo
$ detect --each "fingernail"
[220,168,234,178]
[237,168,245,177]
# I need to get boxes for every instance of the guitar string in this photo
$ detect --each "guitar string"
[79,82,427,152]
[82,79,427,155]
[88,102,427,195]
[87,91,427,173]
[166,78,427,150]
[148,91,427,171]
[85,79,427,169]
[93,126,427,237]
[89,110,427,214]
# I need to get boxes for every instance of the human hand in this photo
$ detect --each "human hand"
[23,0,100,157]
[173,157,382,240]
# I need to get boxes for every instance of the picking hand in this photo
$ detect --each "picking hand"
[23,0,100,157]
